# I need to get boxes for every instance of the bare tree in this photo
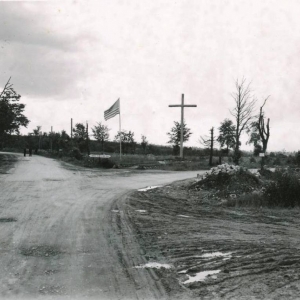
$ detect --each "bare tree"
[200,127,216,166]
[248,97,270,168]
[230,79,256,164]
[257,97,270,153]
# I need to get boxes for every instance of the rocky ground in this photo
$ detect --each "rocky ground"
[124,171,300,299]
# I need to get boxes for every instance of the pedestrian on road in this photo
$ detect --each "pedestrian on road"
[24,148,26,157]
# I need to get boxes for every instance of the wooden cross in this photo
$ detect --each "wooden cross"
[169,94,197,158]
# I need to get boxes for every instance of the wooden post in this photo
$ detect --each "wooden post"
[180,94,184,158]
[169,94,197,159]
[71,118,73,140]
[50,126,53,152]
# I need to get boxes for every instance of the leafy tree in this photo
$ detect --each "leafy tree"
[32,126,42,136]
[141,135,148,154]
[167,121,192,156]
[50,130,70,152]
[200,127,217,166]
[92,122,110,153]
[114,130,136,154]
[73,123,88,153]
[230,79,256,164]
[0,78,29,147]
[217,119,236,154]
[253,144,263,157]
[29,126,42,151]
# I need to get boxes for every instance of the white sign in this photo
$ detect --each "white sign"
[89,154,111,158]
[259,153,265,157]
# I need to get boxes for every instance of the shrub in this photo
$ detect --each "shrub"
[287,155,296,164]
[269,152,276,158]
[250,156,256,163]
[296,151,300,166]
[97,158,114,169]
[273,157,281,166]
[70,147,82,160]
[226,193,265,207]
[263,170,300,207]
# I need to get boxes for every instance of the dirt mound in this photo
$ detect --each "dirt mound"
[191,164,260,197]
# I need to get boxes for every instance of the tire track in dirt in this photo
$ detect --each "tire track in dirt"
[126,182,300,299]
[0,152,200,299]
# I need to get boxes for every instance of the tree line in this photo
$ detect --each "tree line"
[0,77,271,164]
[167,78,271,165]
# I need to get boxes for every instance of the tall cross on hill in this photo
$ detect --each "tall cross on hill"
[169,94,197,159]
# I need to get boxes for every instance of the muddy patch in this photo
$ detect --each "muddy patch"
[43,178,65,182]
[0,217,17,222]
[39,284,65,295]
[20,245,62,258]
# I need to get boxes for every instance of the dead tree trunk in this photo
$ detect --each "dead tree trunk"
[230,79,256,165]
[257,97,270,169]
[209,127,214,166]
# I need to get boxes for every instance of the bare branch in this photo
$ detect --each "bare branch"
[0,77,12,98]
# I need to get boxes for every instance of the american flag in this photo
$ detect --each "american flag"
[104,99,120,121]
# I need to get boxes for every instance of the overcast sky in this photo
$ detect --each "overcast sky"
[1,0,300,151]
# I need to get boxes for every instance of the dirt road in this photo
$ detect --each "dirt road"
[127,178,300,300]
[0,153,201,300]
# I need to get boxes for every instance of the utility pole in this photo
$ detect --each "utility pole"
[86,121,90,156]
[50,126,53,152]
[71,118,73,140]
[169,94,197,159]
[39,128,42,151]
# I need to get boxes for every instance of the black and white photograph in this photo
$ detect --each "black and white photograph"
[1,1,300,299]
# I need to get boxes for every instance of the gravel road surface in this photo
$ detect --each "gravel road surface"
[0,153,202,300]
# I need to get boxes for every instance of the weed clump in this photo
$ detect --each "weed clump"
[69,147,82,160]
[191,164,260,197]
[263,170,300,207]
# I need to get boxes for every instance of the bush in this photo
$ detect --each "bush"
[287,155,296,164]
[70,147,82,160]
[263,170,300,207]
[97,158,114,169]
[250,156,256,163]
[269,152,276,158]
[227,193,265,207]
[296,151,300,166]
[273,157,281,166]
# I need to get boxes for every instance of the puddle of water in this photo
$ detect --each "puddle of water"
[0,217,17,223]
[198,251,232,258]
[138,186,161,192]
[136,210,147,213]
[112,210,119,213]
[178,215,190,218]
[183,270,221,284]
[135,262,172,269]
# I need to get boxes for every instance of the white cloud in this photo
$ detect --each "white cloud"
[1,0,300,151]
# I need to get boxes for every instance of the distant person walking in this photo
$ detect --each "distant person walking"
[24,148,26,157]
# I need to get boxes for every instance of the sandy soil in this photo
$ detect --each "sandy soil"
[126,178,300,300]
[0,152,201,300]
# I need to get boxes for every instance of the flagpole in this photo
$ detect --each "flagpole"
[119,100,122,162]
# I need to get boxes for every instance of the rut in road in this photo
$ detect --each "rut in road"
[0,153,199,299]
